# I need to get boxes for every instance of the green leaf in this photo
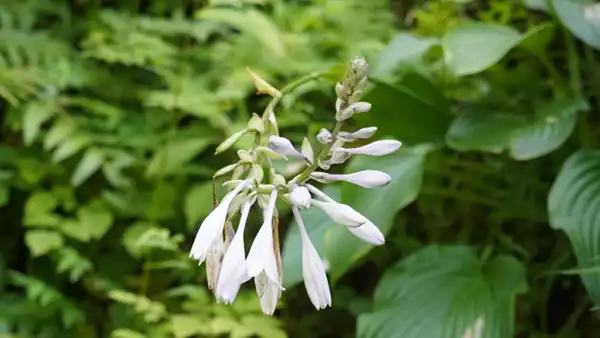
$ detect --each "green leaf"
[548,150,600,304]
[52,133,92,163]
[371,32,439,78]
[442,22,521,76]
[185,182,215,229]
[446,111,526,153]
[510,98,588,160]
[282,187,339,288]
[145,138,210,177]
[71,147,105,186]
[362,74,451,145]
[518,22,556,54]
[24,191,61,227]
[44,117,76,150]
[77,201,114,240]
[552,0,600,50]
[55,247,93,282]
[197,8,285,56]
[171,314,211,338]
[25,230,64,257]
[327,144,433,280]
[22,101,56,146]
[357,245,528,338]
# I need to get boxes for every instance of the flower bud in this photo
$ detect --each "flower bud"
[237,149,253,162]
[247,67,281,98]
[310,170,391,188]
[345,140,401,156]
[267,135,305,160]
[215,129,249,154]
[335,82,345,98]
[348,221,385,245]
[311,200,367,227]
[316,129,333,144]
[352,127,377,139]
[336,102,371,121]
[301,137,314,164]
[247,113,265,133]
[290,186,311,209]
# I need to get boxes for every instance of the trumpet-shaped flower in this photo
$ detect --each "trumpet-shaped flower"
[190,179,250,264]
[216,199,255,304]
[290,185,311,209]
[293,207,331,309]
[254,272,281,315]
[268,135,305,160]
[246,190,282,286]
[205,232,225,291]
[345,140,401,156]
[310,170,391,188]
[348,221,385,245]
[311,200,367,227]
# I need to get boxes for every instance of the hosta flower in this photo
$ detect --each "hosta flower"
[293,207,331,309]
[216,199,255,303]
[190,179,250,263]
[310,170,391,188]
[246,190,282,287]
[189,56,398,314]
[345,140,402,156]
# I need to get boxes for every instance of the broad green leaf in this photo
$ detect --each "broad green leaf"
[145,138,210,177]
[371,32,439,78]
[25,230,64,257]
[122,221,155,258]
[548,150,600,304]
[327,144,433,280]
[362,74,451,145]
[282,186,339,288]
[518,22,556,54]
[77,201,114,240]
[196,8,285,56]
[552,0,600,50]
[185,182,215,229]
[442,22,521,76]
[52,133,92,163]
[446,111,526,153]
[71,147,105,186]
[358,245,528,338]
[171,314,211,338]
[510,98,588,160]
[22,101,56,146]
[24,191,61,227]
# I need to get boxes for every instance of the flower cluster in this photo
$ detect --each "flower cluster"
[189,57,402,314]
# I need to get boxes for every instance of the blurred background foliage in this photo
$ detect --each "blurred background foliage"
[2,0,600,337]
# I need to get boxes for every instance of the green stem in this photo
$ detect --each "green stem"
[295,122,342,184]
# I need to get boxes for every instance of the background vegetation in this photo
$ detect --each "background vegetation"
[1,0,600,337]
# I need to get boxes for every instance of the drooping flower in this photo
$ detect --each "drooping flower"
[345,140,402,156]
[254,271,281,315]
[190,179,250,263]
[293,207,331,309]
[316,128,333,144]
[310,170,391,188]
[205,232,225,292]
[289,185,312,209]
[347,221,385,245]
[246,190,282,286]
[216,199,255,304]
[268,135,305,160]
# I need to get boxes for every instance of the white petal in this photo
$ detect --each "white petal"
[190,179,250,263]
[254,272,281,315]
[345,140,401,156]
[311,170,391,188]
[347,221,385,245]
[293,208,331,310]
[268,135,305,160]
[289,186,311,209]
[245,190,281,286]
[216,199,254,304]
[316,128,333,144]
[311,200,367,227]
[206,233,224,291]
[352,127,377,139]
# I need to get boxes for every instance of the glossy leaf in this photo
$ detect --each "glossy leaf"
[552,0,600,50]
[442,22,521,76]
[446,111,526,153]
[358,245,527,338]
[361,74,451,145]
[326,144,433,281]
[548,150,600,304]
[510,98,588,160]
[371,32,439,78]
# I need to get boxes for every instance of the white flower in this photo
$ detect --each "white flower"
[352,127,377,139]
[190,179,250,264]
[293,207,331,310]
[345,140,401,156]
[310,170,391,188]
[268,135,305,160]
[246,190,283,287]
[336,102,372,121]
[311,200,367,227]
[289,185,311,209]
[216,199,255,304]
[347,221,385,245]
[205,232,225,292]
[254,272,281,315]
[316,129,333,144]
